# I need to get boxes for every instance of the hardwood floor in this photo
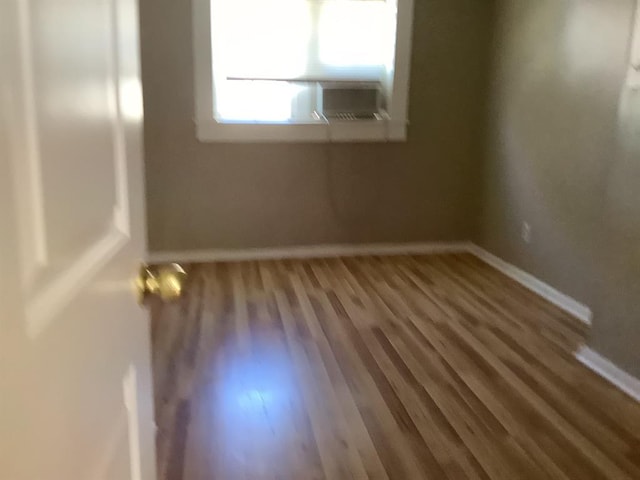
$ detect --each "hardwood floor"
[151,253,640,480]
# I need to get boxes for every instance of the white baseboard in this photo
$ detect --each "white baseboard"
[147,241,471,264]
[467,244,593,325]
[149,240,640,403]
[148,240,592,325]
[576,346,640,403]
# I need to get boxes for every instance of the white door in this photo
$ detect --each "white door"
[0,0,155,479]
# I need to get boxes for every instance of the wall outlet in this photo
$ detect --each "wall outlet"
[521,222,532,244]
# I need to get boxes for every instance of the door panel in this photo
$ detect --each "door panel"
[0,0,155,478]
[9,0,135,338]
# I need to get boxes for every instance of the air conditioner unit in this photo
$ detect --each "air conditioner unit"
[316,82,385,120]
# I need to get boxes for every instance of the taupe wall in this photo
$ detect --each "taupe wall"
[140,0,494,252]
[478,0,640,376]
[142,0,640,377]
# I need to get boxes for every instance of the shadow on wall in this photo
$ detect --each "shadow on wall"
[480,0,640,377]
[597,86,640,376]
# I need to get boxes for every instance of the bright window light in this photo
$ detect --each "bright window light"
[210,0,397,122]
[319,1,395,68]
[211,0,311,80]
[197,0,412,139]
[216,81,303,122]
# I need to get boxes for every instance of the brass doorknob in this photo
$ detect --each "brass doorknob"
[135,263,187,304]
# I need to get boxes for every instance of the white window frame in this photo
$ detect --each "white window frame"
[192,0,414,143]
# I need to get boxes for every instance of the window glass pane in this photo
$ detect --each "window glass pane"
[211,0,311,79]
[216,81,301,121]
[319,1,395,69]
[209,0,396,122]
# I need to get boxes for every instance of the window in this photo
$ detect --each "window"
[193,0,414,142]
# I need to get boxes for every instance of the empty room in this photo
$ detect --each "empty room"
[1,0,640,479]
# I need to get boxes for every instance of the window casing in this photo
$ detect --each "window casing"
[193,0,414,142]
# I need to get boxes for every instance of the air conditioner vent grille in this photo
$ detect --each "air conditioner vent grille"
[317,83,384,119]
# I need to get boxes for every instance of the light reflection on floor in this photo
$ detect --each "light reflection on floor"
[192,332,317,478]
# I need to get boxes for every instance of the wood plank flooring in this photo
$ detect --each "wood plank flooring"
[151,253,640,480]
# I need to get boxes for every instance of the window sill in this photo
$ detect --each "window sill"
[194,119,407,143]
